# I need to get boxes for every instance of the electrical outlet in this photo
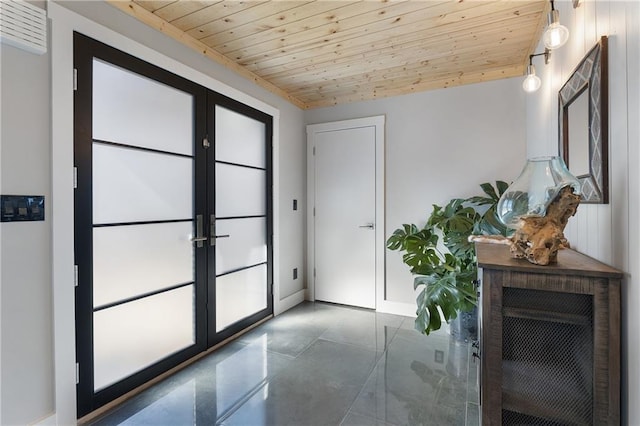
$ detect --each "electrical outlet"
[293,268,298,280]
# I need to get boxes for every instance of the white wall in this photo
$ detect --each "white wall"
[305,78,527,306]
[0,22,55,426]
[524,1,639,423]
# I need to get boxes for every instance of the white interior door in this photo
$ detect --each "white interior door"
[312,125,376,309]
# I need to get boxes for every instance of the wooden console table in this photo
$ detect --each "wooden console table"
[476,243,623,425]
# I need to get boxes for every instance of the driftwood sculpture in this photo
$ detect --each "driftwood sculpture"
[471,186,581,266]
[510,186,580,265]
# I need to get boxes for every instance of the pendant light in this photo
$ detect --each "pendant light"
[543,0,570,49]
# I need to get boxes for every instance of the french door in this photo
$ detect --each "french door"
[73,33,272,417]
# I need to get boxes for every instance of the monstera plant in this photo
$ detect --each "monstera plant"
[386,181,511,335]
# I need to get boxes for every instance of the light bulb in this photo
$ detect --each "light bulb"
[544,10,569,49]
[523,74,541,92]
[522,65,541,92]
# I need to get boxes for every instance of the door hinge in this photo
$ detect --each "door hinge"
[313,268,316,278]
[74,265,78,287]
[202,136,210,148]
[210,214,216,246]
[73,68,77,91]
[313,146,315,155]
[76,362,80,384]
[313,207,315,217]
[73,167,78,189]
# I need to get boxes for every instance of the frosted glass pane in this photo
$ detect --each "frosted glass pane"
[94,285,194,391]
[215,105,265,168]
[215,163,265,217]
[93,59,193,156]
[93,143,193,224]
[93,222,194,307]
[216,265,267,332]
[216,218,267,275]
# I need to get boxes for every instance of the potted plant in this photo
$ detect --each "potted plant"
[386,181,511,336]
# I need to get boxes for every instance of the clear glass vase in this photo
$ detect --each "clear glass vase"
[497,156,581,229]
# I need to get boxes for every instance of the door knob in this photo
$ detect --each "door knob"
[359,223,374,229]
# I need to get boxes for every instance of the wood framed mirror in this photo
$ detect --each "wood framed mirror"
[559,36,608,204]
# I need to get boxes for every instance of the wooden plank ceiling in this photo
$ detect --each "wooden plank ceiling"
[109,0,549,109]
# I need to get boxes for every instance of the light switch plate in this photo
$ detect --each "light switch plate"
[1,195,45,222]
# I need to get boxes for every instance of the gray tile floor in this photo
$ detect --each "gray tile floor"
[89,302,479,426]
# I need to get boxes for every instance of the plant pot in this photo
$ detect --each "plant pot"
[448,307,478,342]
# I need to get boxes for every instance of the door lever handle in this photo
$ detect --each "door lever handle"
[192,215,205,248]
[208,216,229,246]
[359,223,374,229]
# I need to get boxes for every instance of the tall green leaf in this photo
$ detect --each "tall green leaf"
[387,180,511,336]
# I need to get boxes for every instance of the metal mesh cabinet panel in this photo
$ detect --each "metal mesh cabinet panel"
[502,410,567,426]
[502,288,593,424]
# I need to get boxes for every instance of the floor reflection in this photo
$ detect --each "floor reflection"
[88,302,478,426]
[118,379,196,426]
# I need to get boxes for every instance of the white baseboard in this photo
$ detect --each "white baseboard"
[304,287,314,301]
[32,413,56,426]
[275,289,305,315]
[376,300,416,317]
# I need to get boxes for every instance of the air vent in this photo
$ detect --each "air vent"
[0,0,47,55]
